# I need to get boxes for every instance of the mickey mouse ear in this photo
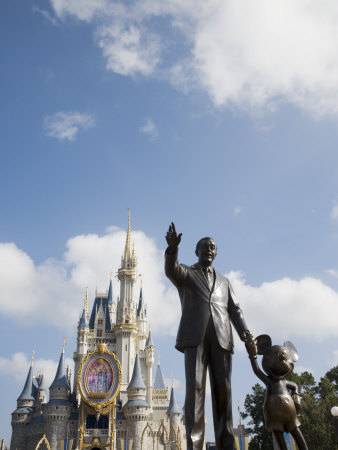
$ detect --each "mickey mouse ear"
[256,335,272,355]
[284,341,299,362]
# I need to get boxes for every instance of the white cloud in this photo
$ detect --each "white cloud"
[44,111,96,141]
[32,6,60,26]
[48,0,338,117]
[0,352,74,387]
[2,227,338,344]
[49,0,109,22]
[139,117,159,141]
[234,206,242,216]
[227,271,338,342]
[97,23,161,76]
[326,269,338,279]
[0,227,180,336]
[330,205,338,221]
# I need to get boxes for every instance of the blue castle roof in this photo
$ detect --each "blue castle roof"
[89,297,112,330]
[146,330,154,347]
[108,279,114,304]
[50,350,70,390]
[153,363,165,390]
[167,386,180,414]
[128,355,146,390]
[137,287,145,317]
[17,364,35,401]
[79,308,88,328]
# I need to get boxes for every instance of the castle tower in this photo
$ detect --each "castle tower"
[167,380,181,450]
[152,354,169,422]
[115,212,138,400]
[123,355,150,450]
[108,276,116,324]
[35,373,47,413]
[73,289,90,396]
[136,283,147,351]
[10,355,35,450]
[116,210,137,325]
[145,329,155,405]
[45,344,71,450]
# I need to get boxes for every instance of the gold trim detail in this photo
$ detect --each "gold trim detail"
[35,434,51,450]
[77,344,122,414]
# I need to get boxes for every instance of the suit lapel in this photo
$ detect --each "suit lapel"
[194,266,210,291]
[192,265,212,292]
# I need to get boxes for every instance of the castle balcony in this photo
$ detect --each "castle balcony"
[84,428,109,437]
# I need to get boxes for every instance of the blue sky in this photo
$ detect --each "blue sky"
[2,0,338,444]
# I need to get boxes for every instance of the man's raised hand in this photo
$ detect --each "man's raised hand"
[166,222,182,249]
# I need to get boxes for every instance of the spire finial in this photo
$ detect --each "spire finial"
[157,352,160,365]
[62,336,66,354]
[172,376,174,388]
[31,350,35,367]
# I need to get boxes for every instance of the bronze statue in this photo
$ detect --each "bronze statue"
[246,334,308,450]
[165,223,254,450]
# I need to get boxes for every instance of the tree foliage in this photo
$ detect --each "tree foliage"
[242,367,338,450]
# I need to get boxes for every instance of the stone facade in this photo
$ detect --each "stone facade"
[10,216,186,450]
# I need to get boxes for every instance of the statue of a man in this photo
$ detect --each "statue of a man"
[165,223,254,450]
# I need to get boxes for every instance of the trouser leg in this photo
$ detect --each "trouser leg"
[184,346,207,450]
[208,330,235,450]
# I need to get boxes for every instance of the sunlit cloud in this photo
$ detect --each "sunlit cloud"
[44,111,96,141]
[139,117,159,141]
[48,0,338,118]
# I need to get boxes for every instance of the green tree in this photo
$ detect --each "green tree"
[241,383,273,449]
[242,367,338,450]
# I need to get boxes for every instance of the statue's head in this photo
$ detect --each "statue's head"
[195,237,217,266]
[256,334,299,379]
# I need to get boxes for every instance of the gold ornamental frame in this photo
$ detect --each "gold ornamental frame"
[77,343,122,413]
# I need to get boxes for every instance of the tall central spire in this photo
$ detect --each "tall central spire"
[117,210,138,325]
[123,208,132,262]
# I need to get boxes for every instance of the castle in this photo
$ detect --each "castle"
[10,215,186,450]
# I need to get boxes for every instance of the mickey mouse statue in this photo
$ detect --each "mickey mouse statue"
[246,335,308,450]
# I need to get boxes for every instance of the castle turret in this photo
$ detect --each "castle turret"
[152,354,169,422]
[73,289,90,395]
[167,380,181,450]
[108,276,116,325]
[45,344,71,450]
[136,284,147,351]
[35,373,47,411]
[123,355,150,450]
[145,328,155,404]
[10,354,36,450]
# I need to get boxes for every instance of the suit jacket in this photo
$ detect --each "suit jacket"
[165,249,249,353]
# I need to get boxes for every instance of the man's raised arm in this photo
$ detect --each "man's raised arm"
[164,222,186,287]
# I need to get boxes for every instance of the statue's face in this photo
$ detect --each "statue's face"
[195,238,217,266]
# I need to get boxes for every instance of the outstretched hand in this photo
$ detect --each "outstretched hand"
[166,222,182,249]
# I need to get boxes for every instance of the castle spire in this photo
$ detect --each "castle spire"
[117,210,138,325]
[137,282,145,317]
[50,342,70,389]
[123,208,132,263]
[108,275,114,304]
[17,355,35,401]
[167,380,180,414]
